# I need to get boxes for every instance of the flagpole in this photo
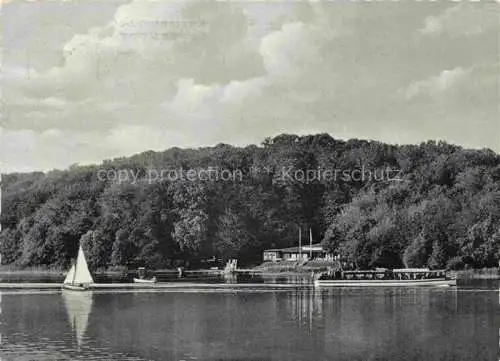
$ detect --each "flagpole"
[309,228,312,259]
[0,172,2,265]
[0,172,2,347]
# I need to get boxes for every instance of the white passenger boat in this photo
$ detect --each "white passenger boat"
[314,268,457,287]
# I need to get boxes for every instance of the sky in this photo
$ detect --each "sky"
[1,0,499,173]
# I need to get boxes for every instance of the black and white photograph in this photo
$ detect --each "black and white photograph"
[0,0,499,360]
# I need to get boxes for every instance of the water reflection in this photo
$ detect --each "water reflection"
[0,292,3,348]
[85,290,328,360]
[0,281,498,361]
[61,291,94,349]
[317,286,498,360]
[262,274,312,285]
[222,272,237,284]
[285,288,323,330]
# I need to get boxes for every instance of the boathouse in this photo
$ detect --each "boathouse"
[263,244,333,262]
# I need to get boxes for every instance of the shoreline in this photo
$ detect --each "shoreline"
[452,268,499,280]
[1,266,498,280]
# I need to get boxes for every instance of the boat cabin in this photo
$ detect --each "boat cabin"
[137,267,146,279]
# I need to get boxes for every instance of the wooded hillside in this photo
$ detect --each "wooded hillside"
[1,134,499,270]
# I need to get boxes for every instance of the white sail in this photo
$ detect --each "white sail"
[63,263,76,284]
[62,291,93,348]
[74,245,94,284]
[64,244,94,285]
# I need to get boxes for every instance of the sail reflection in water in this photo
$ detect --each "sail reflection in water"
[62,291,94,348]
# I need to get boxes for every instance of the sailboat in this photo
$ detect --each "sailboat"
[62,244,94,291]
[62,290,93,348]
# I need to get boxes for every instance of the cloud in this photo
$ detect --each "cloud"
[1,125,189,172]
[1,128,37,173]
[419,3,499,37]
[220,77,267,104]
[405,67,468,100]
[401,62,499,152]
[2,2,265,131]
[1,1,499,172]
[104,124,199,156]
[420,16,443,35]
[259,22,311,76]
[405,63,499,103]
[0,127,111,172]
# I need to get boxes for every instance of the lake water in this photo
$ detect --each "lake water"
[0,279,498,361]
[0,272,313,284]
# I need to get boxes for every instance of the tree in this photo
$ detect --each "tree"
[80,230,108,270]
[460,218,500,267]
[0,228,22,265]
[170,182,210,257]
[1,133,499,270]
[403,233,430,268]
[214,208,249,263]
[110,228,132,266]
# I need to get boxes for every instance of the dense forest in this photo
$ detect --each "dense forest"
[1,134,499,271]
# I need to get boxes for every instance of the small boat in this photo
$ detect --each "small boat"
[62,244,94,291]
[314,268,457,287]
[133,276,157,283]
[133,267,157,283]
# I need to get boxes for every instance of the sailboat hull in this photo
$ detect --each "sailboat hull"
[133,277,157,284]
[62,284,93,291]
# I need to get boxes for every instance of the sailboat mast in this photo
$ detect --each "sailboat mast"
[72,247,78,285]
[299,228,302,260]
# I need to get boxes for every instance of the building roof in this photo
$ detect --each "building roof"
[264,243,325,253]
[302,245,323,251]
